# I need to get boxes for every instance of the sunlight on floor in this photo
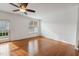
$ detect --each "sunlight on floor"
[28,39,39,55]
[0,43,10,56]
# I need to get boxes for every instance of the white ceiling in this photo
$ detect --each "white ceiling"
[0,3,78,19]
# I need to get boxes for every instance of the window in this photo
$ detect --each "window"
[29,20,39,34]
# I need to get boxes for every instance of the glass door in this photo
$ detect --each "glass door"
[0,20,10,43]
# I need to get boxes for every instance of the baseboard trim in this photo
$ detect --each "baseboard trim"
[0,36,41,44]
[42,35,79,51]
[42,35,78,49]
[0,35,78,50]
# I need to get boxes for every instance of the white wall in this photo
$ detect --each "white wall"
[41,6,78,46]
[0,11,39,41]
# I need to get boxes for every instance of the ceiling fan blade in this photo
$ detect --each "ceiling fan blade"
[13,9,19,12]
[9,3,19,8]
[24,12,27,15]
[26,9,36,13]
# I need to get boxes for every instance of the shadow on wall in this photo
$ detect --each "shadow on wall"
[42,31,59,40]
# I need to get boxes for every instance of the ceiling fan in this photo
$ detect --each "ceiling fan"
[9,3,36,15]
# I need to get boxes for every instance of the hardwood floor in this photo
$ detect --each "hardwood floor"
[0,36,79,56]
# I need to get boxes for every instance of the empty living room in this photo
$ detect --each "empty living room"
[0,3,79,56]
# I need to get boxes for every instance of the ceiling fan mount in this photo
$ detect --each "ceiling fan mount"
[9,3,36,15]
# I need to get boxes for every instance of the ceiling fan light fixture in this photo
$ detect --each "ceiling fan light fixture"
[19,8,26,12]
[9,3,36,14]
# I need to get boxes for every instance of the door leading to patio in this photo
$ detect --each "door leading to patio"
[0,20,10,43]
